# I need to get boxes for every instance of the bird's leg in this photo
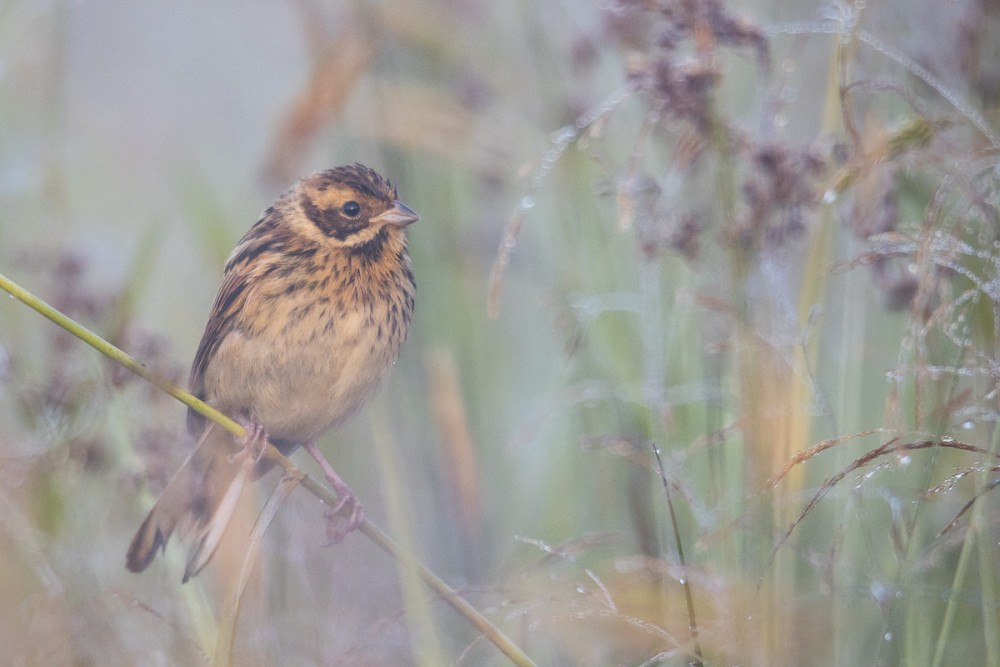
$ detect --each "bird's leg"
[301,441,365,543]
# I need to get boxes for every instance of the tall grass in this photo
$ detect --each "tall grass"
[1,0,999,664]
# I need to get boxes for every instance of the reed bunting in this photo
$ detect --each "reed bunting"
[127,164,417,581]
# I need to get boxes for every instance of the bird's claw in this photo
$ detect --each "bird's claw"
[232,422,269,465]
[325,492,365,544]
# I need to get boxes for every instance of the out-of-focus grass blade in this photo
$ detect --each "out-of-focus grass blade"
[214,469,302,666]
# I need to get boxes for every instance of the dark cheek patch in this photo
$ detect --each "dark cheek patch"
[301,194,366,241]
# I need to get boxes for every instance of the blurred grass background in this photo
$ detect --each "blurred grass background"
[2,0,1000,664]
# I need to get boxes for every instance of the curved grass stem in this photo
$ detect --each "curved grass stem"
[0,271,537,667]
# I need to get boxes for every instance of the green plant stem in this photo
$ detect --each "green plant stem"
[935,418,1000,667]
[979,422,1000,665]
[930,514,975,667]
[651,442,704,667]
[0,271,537,667]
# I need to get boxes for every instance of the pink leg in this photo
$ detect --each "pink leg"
[302,441,365,543]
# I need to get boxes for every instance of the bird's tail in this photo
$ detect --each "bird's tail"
[126,423,250,582]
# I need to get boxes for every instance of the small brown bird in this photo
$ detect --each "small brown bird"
[126,164,417,581]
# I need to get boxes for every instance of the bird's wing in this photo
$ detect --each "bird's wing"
[186,261,256,436]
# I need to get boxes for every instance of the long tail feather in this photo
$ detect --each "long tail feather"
[126,424,248,581]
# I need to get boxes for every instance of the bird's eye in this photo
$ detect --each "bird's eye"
[341,201,362,218]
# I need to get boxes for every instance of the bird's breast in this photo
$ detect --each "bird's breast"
[202,260,412,445]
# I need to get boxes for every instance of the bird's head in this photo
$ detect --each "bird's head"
[295,164,419,248]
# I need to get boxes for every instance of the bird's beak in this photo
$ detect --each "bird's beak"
[372,200,420,227]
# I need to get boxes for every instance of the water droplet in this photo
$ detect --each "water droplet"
[884,632,893,642]
[985,277,1000,301]
[822,189,838,204]
[520,195,536,210]
[871,581,891,603]
[550,125,576,145]
[962,420,975,430]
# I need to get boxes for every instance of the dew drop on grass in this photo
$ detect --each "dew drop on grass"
[984,277,1000,301]
[870,580,891,604]
[822,189,837,204]
[520,195,536,210]
[962,420,975,430]
[550,125,577,145]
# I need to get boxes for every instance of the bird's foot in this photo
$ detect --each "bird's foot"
[233,422,270,465]
[324,487,365,544]
[302,441,366,544]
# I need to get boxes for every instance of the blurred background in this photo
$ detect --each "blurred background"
[2,0,1000,664]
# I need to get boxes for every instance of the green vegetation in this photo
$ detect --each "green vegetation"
[1,1,999,664]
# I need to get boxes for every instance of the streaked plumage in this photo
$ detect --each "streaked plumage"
[127,164,417,581]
